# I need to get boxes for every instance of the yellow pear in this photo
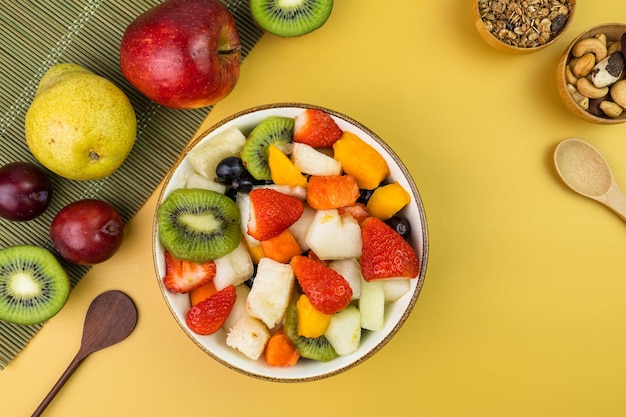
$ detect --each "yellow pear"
[25,63,137,181]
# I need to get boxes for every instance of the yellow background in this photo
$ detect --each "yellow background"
[3,1,626,415]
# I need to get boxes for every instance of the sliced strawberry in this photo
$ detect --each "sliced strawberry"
[290,255,352,315]
[360,217,419,281]
[293,109,343,148]
[248,188,304,241]
[163,250,216,293]
[186,284,236,335]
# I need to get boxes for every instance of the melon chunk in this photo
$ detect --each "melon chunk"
[291,142,341,176]
[325,305,361,355]
[185,172,227,193]
[359,277,385,331]
[223,284,251,331]
[213,240,254,291]
[383,278,411,302]
[328,258,362,300]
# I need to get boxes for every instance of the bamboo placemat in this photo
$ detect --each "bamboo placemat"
[0,0,262,369]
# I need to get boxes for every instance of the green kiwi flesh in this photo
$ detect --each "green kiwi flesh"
[250,0,333,37]
[157,188,242,263]
[284,290,338,362]
[0,245,70,325]
[241,116,294,180]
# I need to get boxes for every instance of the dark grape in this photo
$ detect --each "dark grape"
[244,265,258,288]
[385,216,411,240]
[0,161,52,221]
[357,188,375,205]
[215,156,245,184]
[224,186,238,201]
[232,170,272,194]
[231,172,255,193]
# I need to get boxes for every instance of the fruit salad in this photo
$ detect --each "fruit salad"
[155,107,422,368]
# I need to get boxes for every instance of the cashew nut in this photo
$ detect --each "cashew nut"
[610,80,626,108]
[565,64,578,85]
[608,40,622,55]
[577,77,609,99]
[567,83,590,110]
[572,53,596,77]
[572,37,608,61]
[595,33,607,48]
[600,100,624,118]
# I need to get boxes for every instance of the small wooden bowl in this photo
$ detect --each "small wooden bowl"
[556,23,626,124]
[473,0,576,54]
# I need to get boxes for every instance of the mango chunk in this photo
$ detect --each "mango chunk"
[332,132,389,190]
[296,294,332,338]
[268,144,308,188]
[366,182,411,220]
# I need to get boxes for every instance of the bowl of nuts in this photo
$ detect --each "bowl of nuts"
[557,24,626,124]
[473,0,575,54]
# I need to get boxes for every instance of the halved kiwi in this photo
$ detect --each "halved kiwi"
[157,188,242,263]
[250,0,334,37]
[0,245,70,325]
[241,116,294,181]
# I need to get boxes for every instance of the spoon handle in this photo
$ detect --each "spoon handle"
[31,353,86,417]
[600,183,626,221]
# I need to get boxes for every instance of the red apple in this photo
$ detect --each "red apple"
[119,0,241,109]
[50,199,124,265]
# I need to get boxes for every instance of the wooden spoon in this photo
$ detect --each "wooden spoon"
[32,290,138,417]
[554,138,626,221]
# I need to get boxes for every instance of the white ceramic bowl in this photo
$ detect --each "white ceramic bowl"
[152,103,428,382]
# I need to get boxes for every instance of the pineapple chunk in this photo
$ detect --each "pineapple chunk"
[359,277,385,331]
[296,294,332,338]
[213,240,254,291]
[226,315,270,360]
[325,305,361,355]
[246,258,295,328]
[305,209,362,260]
[187,126,247,179]
[291,142,342,176]
[328,258,362,300]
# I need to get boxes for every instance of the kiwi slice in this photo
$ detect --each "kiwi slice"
[157,188,242,263]
[284,291,338,362]
[0,245,70,325]
[241,116,294,181]
[250,0,334,37]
